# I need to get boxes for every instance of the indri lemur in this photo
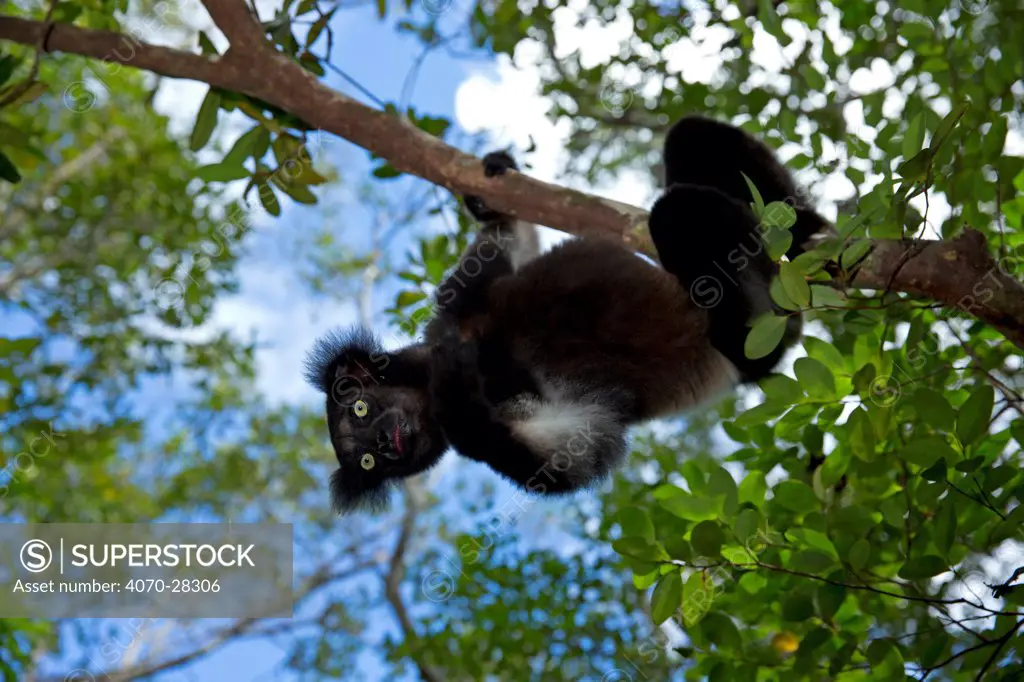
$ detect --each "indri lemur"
[304,116,829,512]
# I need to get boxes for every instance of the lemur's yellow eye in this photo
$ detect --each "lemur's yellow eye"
[360,453,375,470]
[352,400,368,418]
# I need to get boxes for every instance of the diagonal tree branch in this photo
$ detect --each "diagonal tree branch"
[200,0,265,50]
[1,8,1023,348]
[382,486,444,682]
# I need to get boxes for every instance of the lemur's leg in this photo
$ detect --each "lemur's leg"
[429,339,628,493]
[663,116,829,260]
[464,150,541,271]
[649,183,799,383]
[430,151,540,333]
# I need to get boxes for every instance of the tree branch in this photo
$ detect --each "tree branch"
[2,8,1024,348]
[382,487,444,682]
[200,0,265,51]
[848,230,1024,348]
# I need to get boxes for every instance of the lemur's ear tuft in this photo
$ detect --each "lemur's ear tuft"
[303,327,384,394]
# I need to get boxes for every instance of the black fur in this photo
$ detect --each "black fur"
[306,121,828,512]
[651,116,829,381]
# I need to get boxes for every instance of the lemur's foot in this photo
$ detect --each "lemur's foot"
[482,150,517,176]
[465,150,518,222]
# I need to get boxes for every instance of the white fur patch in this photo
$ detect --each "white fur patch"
[511,400,606,450]
[508,220,541,271]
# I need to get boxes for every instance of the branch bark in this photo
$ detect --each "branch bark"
[382,486,444,682]
[1,8,1023,347]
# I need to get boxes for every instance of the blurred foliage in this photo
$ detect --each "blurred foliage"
[1,0,1023,680]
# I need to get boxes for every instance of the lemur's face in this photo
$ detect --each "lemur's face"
[304,329,447,512]
[327,383,445,475]
[323,379,447,512]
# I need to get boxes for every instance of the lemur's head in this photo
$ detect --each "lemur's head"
[303,329,447,512]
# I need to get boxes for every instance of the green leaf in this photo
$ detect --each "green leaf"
[902,112,925,160]
[846,406,877,462]
[935,500,957,558]
[654,486,719,521]
[757,0,785,41]
[847,538,870,571]
[632,567,659,590]
[691,521,724,557]
[779,262,810,307]
[680,571,713,625]
[741,171,765,217]
[744,314,787,360]
[720,546,751,563]
[198,31,219,55]
[912,388,956,430]
[196,163,250,183]
[223,125,266,167]
[395,290,426,308]
[617,506,656,544]
[0,151,21,183]
[817,583,846,619]
[794,357,835,399]
[840,239,872,270]
[760,375,802,404]
[257,182,281,216]
[307,10,333,46]
[651,570,682,625]
[898,555,948,580]
[803,336,846,372]
[763,223,794,261]
[701,612,742,651]
[271,175,318,204]
[0,55,19,87]
[900,436,957,468]
[612,537,670,563]
[919,633,951,668]
[738,471,767,506]
[762,201,797,230]
[921,457,948,482]
[781,594,814,621]
[930,102,969,153]
[1012,420,1024,448]
[770,275,800,310]
[956,385,994,446]
[734,400,788,429]
[707,467,738,514]
[732,508,765,548]
[773,480,819,514]
[414,115,451,138]
[373,162,402,179]
[866,638,894,666]
[739,572,766,594]
[790,249,827,275]
[810,285,847,309]
[788,528,838,560]
[189,88,222,151]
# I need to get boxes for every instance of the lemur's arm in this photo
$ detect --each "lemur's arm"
[428,336,627,494]
[428,151,541,340]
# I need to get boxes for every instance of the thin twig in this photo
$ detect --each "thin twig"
[0,0,58,109]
